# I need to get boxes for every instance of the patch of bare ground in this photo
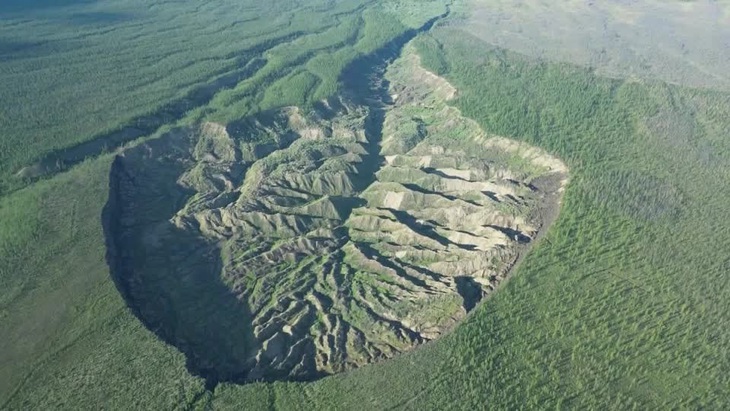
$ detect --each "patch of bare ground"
[103,43,567,384]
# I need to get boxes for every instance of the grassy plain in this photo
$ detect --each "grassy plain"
[2,0,730,409]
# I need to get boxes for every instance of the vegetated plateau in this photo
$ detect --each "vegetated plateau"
[1,0,730,409]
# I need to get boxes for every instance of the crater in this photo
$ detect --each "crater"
[103,39,567,387]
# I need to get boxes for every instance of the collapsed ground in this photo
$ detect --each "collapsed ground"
[104,42,567,385]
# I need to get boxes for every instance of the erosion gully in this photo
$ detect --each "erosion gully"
[102,10,450,392]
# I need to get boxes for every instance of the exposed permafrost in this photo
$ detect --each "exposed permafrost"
[103,42,567,386]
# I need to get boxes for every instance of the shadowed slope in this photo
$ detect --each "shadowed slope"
[103,23,567,385]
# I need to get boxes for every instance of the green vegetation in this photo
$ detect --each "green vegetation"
[0,0,447,194]
[0,1,290,183]
[0,0,452,407]
[100,37,554,385]
[2,0,730,409]
[0,156,207,408]
[215,18,730,411]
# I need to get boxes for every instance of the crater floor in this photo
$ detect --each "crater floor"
[104,44,567,384]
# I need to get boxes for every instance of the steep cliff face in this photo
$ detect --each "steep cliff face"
[103,44,567,385]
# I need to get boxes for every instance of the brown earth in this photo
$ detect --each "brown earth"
[103,44,568,383]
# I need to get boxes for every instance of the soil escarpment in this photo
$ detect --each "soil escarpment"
[104,43,567,385]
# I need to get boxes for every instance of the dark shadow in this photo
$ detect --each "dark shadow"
[454,276,484,312]
[312,95,348,121]
[355,242,429,290]
[421,167,469,181]
[338,10,449,192]
[482,190,500,202]
[402,183,482,206]
[100,8,451,388]
[380,207,476,251]
[484,224,531,244]
[403,182,458,201]
[102,133,258,390]
[329,196,368,220]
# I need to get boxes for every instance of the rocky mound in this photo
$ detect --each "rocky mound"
[103,46,567,385]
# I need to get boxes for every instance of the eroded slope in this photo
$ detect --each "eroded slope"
[104,44,567,384]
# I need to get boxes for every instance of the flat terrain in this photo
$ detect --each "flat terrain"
[1,0,730,409]
[462,0,730,91]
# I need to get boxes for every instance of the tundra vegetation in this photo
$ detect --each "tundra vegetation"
[1,0,729,409]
